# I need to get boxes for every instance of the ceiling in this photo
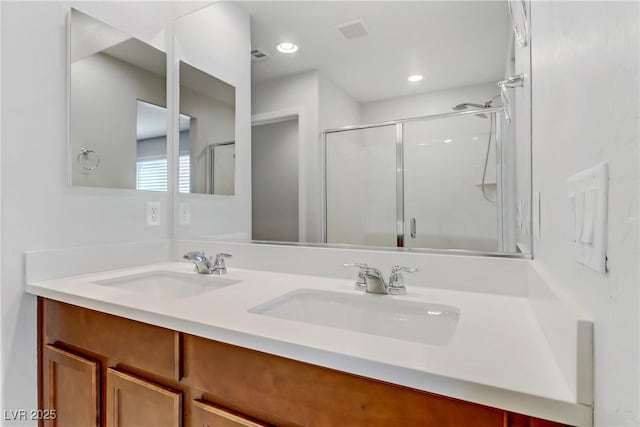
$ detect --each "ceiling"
[137,101,190,140]
[240,1,511,103]
[103,38,167,77]
[180,61,236,107]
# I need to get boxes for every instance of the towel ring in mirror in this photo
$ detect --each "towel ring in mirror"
[77,147,100,171]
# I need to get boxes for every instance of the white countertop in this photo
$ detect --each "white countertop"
[25,262,592,426]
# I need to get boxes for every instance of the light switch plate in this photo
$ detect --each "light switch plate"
[567,162,608,273]
[179,203,191,225]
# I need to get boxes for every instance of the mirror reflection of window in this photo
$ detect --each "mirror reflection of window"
[135,101,192,193]
[178,114,192,193]
[135,100,168,192]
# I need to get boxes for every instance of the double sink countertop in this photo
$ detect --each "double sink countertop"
[25,261,592,426]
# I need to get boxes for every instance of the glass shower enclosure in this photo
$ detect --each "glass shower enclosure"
[324,107,512,253]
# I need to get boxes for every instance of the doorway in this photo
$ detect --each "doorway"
[251,117,299,242]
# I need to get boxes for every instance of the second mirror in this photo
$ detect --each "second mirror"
[179,61,236,195]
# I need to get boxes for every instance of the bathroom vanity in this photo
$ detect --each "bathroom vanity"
[39,298,561,427]
[26,259,592,427]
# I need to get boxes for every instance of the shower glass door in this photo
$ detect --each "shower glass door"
[325,125,397,246]
[403,113,500,252]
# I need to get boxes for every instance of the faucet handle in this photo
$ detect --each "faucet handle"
[388,265,421,293]
[215,253,232,265]
[212,253,232,274]
[391,265,421,274]
[344,262,368,270]
[344,263,369,290]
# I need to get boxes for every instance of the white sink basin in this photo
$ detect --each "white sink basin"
[93,271,240,298]
[249,289,460,346]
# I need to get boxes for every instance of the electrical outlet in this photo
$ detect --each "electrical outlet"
[179,203,191,225]
[146,201,161,226]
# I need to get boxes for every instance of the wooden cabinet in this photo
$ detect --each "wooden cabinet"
[38,298,568,427]
[191,400,269,427]
[106,369,181,427]
[185,335,506,427]
[42,345,100,427]
[43,299,181,381]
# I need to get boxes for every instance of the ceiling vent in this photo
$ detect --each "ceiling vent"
[250,48,270,63]
[336,19,369,40]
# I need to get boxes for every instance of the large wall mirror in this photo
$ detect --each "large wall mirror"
[242,1,532,256]
[179,61,236,195]
[69,9,168,191]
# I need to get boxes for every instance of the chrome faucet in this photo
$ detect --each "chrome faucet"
[345,263,421,295]
[183,251,232,275]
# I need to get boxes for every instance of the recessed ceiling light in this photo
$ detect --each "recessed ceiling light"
[277,42,298,54]
[408,74,423,82]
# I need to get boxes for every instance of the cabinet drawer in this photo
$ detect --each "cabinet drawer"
[106,368,182,427]
[192,400,270,427]
[43,299,180,380]
[185,335,506,427]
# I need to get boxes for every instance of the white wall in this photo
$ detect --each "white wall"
[318,74,361,130]
[361,82,498,124]
[174,3,252,240]
[252,71,320,242]
[252,119,299,242]
[71,52,166,189]
[530,2,639,426]
[0,2,204,423]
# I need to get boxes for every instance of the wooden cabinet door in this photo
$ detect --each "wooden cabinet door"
[106,368,181,427]
[191,400,269,427]
[42,345,100,427]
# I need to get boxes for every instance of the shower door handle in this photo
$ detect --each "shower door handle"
[410,218,416,239]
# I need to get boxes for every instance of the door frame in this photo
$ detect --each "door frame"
[251,108,304,241]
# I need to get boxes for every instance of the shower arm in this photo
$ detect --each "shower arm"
[498,73,525,89]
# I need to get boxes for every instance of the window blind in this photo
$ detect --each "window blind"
[179,155,191,193]
[136,159,167,192]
